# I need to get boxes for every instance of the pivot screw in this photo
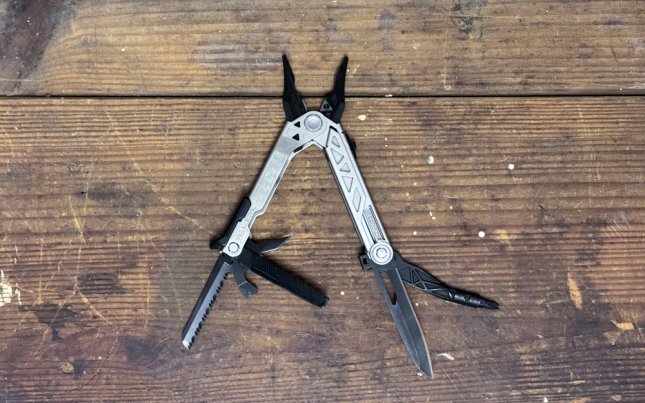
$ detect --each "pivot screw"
[369,242,393,265]
[304,114,323,132]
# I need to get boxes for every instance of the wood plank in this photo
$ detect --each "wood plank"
[1,0,644,96]
[0,97,644,401]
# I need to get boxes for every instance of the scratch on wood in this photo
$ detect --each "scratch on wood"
[68,194,86,243]
[601,214,630,238]
[0,270,14,307]
[221,357,246,394]
[74,278,116,329]
[141,228,181,318]
[611,320,635,331]
[1,127,16,158]
[105,110,207,232]
[141,271,151,331]
[161,198,207,232]
[567,272,583,309]
[440,0,452,91]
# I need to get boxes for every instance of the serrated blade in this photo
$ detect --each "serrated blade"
[374,269,433,377]
[182,255,233,349]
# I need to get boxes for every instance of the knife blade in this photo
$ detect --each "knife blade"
[373,268,433,377]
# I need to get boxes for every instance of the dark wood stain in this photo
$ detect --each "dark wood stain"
[119,335,162,364]
[536,205,569,234]
[450,0,487,40]
[378,10,396,30]
[0,0,74,93]
[574,216,608,267]
[20,303,78,341]
[86,181,150,216]
[72,359,89,378]
[76,272,125,295]
[117,335,182,379]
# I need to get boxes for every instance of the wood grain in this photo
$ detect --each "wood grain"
[0,97,643,401]
[0,0,644,96]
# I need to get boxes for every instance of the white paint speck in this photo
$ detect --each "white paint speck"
[413,231,417,236]
[427,155,435,164]
[357,114,367,121]
[478,230,486,238]
[417,372,424,376]
[340,291,345,296]
[415,302,419,307]
[121,48,125,52]
[543,398,549,403]
[438,352,455,361]
[537,334,544,339]
[385,94,393,98]
[508,163,515,170]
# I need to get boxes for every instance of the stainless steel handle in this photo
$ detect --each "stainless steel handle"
[222,112,329,256]
[323,125,394,265]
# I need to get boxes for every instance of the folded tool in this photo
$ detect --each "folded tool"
[182,55,499,377]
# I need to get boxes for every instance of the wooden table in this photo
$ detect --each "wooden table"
[1,1,643,401]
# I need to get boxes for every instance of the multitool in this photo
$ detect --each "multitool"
[182,55,499,377]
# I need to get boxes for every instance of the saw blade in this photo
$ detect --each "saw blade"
[182,255,233,349]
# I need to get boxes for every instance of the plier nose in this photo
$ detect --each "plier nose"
[282,54,348,124]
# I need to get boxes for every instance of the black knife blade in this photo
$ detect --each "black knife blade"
[373,268,433,377]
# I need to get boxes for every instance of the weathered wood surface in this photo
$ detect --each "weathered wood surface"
[0,97,643,401]
[1,0,644,96]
